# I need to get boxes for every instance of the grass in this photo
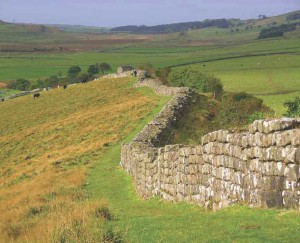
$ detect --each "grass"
[0,76,170,241]
[0,37,299,82]
[171,53,300,116]
[86,123,300,242]
[0,24,299,118]
[0,89,20,98]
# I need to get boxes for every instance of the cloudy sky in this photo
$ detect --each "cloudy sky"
[0,0,299,27]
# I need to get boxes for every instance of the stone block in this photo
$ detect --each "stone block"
[291,129,300,146]
[261,191,283,207]
[295,148,300,165]
[261,176,285,191]
[200,174,210,187]
[247,133,255,146]
[189,154,197,164]
[196,145,203,155]
[234,172,244,185]
[222,168,233,181]
[241,135,249,148]
[282,146,298,163]
[284,164,299,182]
[254,132,263,147]
[276,130,292,147]
[282,190,300,208]
[257,120,264,133]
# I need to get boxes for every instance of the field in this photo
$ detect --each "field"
[1,36,299,115]
[0,77,170,241]
[1,76,300,242]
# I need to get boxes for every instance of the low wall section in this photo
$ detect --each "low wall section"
[121,79,300,210]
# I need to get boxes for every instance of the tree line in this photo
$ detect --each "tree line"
[111,19,231,34]
[286,12,300,21]
[258,22,300,39]
[7,63,111,91]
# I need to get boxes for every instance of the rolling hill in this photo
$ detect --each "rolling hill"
[111,10,300,34]
[0,76,169,241]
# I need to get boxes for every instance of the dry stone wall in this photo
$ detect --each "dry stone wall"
[121,78,300,210]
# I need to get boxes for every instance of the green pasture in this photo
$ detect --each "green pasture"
[0,27,299,116]
[178,53,300,116]
[0,37,299,82]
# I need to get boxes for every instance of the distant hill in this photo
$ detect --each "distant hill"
[0,21,61,34]
[111,10,300,34]
[111,19,233,34]
[14,23,61,34]
[245,10,300,28]
[48,24,110,34]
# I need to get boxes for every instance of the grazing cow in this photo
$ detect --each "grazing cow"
[63,84,67,89]
[33,93,40,99]
[203,64,206,67]
[1,98,4,102]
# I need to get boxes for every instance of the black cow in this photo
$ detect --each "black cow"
[33,93,40,99]
[1,98,4,102]
[63,84,67,89]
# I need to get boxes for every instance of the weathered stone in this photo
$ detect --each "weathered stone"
[284,164,299,182]
[120,75,300,210]
[295,148,300,165]
[291,129,300,146]
[261,191,283,207]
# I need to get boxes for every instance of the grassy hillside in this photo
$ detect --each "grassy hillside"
[0,76,170,241]
[249,10,300,27]
[1,76,300,242]
[0,22,151,52]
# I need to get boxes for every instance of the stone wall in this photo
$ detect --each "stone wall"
[121,78,300,210]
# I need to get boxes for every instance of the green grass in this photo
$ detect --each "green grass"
[87,116,300,242]
[171,53,300,116]
[0,89,20,98]
[0,37,299,82]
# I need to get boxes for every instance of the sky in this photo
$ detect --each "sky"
[0,0,299,27]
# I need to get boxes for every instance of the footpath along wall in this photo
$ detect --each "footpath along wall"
[120,78,300,210]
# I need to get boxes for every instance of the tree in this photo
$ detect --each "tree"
[98,63,111,73]
[203,76,223,99]
[67,65,81,77]
[44,75,59,87]
[87,65,99,76]
[284,96,300,117]
[30,79,45,89]
[14,79,30,90]
[57,71,63,79]
[168,66,223,98]
[78,73,90,83]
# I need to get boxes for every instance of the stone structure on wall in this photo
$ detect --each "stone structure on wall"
[121,78,300,210]
[117,65,134,74]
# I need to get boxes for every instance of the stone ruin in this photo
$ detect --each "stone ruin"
[121,78,300,210]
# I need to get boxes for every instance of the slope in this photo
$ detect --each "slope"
[1,76,300,242]
[0,76,170,241]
